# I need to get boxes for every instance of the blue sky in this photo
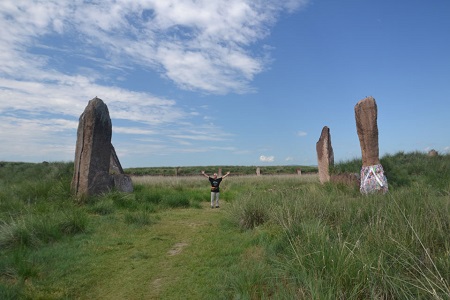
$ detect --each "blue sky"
[1,0,449,168]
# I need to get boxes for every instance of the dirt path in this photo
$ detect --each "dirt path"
[88,201,245,299]
[145,202,226,299]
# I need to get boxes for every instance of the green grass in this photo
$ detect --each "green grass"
[1,153,449,299]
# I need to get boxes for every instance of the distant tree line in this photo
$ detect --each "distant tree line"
[124,165,318,176]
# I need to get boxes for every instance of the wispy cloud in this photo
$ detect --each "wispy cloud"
[0,115,75,161]
[297,131,307,137]
[1,0,308,92]
[0,0,309,164]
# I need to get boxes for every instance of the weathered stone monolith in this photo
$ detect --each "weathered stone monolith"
[316,126,334,183]
[355,96,388,194]
[72,97,113,199]
[428,149,438,157]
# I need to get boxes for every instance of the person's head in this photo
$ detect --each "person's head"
[213,173,218,179]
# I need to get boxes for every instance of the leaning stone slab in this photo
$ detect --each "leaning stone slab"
[354,97,388,194]
[110,144,124,175]
[113,174,134,193]
[110,144,133,193]
[316,126,334,183]
[71,97,113,199]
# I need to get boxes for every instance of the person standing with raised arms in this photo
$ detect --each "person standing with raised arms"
[201,170,230,208]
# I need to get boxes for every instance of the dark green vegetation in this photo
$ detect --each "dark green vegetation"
[332,151,450,190]
[125,164,317,176]
[1,152,449,299]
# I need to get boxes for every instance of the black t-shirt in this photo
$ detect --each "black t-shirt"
[209,177,223,192]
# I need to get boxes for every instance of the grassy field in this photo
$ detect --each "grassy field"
[124,165,317,176]
[1,152,449,299]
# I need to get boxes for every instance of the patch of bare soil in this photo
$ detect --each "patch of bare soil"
[167,242,188,256]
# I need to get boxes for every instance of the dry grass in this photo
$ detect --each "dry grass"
[131,173,319,186]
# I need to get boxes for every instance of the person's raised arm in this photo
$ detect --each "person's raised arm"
[223,171,231,178]
[201,170,209,178]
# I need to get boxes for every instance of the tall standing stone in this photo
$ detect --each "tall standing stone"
[316,126,334,183]
[428,149,438,157]
[355,96,388,194]
[72,97,113,199]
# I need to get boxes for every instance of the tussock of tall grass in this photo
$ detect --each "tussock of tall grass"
[226,175,322,229]
[224,154,450,298]
[0,210,88,250]
[0,162,87,251]
[124,210,155,226]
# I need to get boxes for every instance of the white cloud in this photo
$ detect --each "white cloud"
[0,77,183,125]
[0,0,309,94]
[283,0,310,12]
[0,0,309,163]
[168,134,226,142]
[113,127,157,135]
[297,131,307,137]
[0,115,76,161]
[260,155,275,162]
